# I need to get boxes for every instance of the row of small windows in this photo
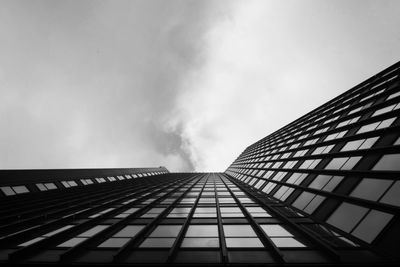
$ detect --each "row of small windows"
[19,223,306,249]
[10,174,365,256]
[0,171,167,197]
[245,83,399,154]
[232,94,399,164]
[228,132,398,175]
[228,152,400,245]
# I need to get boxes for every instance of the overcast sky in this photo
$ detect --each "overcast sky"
[1,0,400,172]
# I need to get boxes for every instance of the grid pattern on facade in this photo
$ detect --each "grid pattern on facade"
[1,172,389,265]
[225,61,400,258]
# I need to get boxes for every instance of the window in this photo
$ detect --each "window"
[98,225,144,248]
[193,207,216,218]
[1,185,30,196]
[380,181,400,206]
[141,207,166,218]
[357,117,396,134]
[327,203,368,232]
[220,207,244,218]
[260,224,305,247]
[115,207,140,218]
[324,157,361,170]
[372,154,400,171]
[341,137,379,151]
[350,178,392,201]
[352,210,393,243]
[140,225,182,248]
[36,182,57,191]
[167,207,192,218]
[223,225,257,237]
[18,225,74,247]
[372,103,400,117]
[61,181,78,188]
[292,192,326,214]
[58,225,109,247]
[308,175,343,192]
[300,159,321,169]
[246,207,271,217]
[186,225,218,237]
[327,201,393,243]
[181,225,219,248]
[224,224,263,248]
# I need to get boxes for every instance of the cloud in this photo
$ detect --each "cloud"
[0,0,233,171]
[1,0,400,172]
[169,0,400,171]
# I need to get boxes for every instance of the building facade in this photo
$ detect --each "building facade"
[0,61,399,265]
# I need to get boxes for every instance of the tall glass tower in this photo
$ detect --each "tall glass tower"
[1,61,399,265]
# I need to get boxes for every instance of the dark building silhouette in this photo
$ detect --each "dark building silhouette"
[1,61,399,265]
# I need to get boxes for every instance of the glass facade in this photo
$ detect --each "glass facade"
[225,61,400,262]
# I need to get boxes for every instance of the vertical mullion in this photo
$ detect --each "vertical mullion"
[214,173,228,263]
[220,174,285,264]
[9,176,187,263]
[166,173,210,263]
[59,177,192,262]
[225,173,342,262]
[113,174,200,262]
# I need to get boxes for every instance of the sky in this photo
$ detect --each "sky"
[0,0,400,172]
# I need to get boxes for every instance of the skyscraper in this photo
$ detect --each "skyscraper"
[1,61,399,265]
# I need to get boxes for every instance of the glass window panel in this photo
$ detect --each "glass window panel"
[68,181,78,186]
[225,237,264,248]
[221,213,244,218]
[376,117,396,129]
[359,137,379,150]
[292,192,315,210]
[341,156,361,170]
[380,181,400,206]
[304,195,325,214]
[36,183,47,191]
[98,237,130,248]
[123,208,139,214]
[260,224,293,237]
[149,225,182,237]
[195,207,216,213]
[325,158,348,169]
[327,203,368,232]
[1,186,15,196]
[246,207,266,213]
[341,140,363,151]
[167,213,189,218]
[171,207,192,213]
[43,225,74,237]
[323,176,343,192]
[57,237,87,247]
[186,225,218,237]
[350,178,392,201]
[13,185,29,194]
[181,237,219,248]
[140,238,175,248]
[79,225,109,237]
[373,154,400,171]
[18,237,45,247]
[220,207,241,213]
[309,175,331,190]
[114,225,144,237]
[352,210,393,243]
[223,225,257,237]
[357,122,380,134]
[271,237,306,247]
